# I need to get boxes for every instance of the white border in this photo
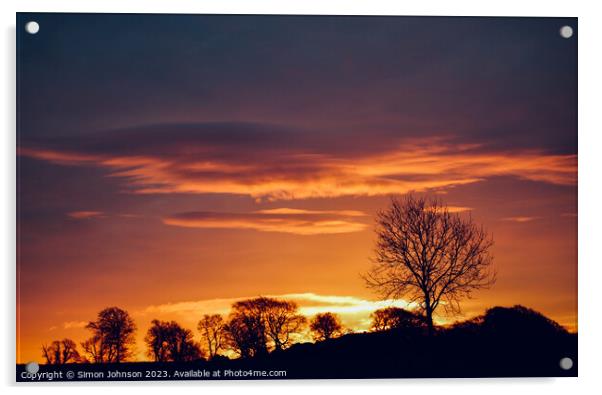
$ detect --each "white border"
[2,1,601,394]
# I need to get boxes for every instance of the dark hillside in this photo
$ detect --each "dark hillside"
[17,305,576,381]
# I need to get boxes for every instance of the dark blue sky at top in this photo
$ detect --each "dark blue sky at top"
[17,13,577,154]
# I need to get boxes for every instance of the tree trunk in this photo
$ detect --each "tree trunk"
[425,306,434,336]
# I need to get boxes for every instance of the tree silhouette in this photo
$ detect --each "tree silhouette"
[364,196,495,334]
[310,312,343,341]
[262,298,306,351]
[198,314,226,359]
[145,320,203,362]
[370,307,427,332]
[81,307,136,363]
[145,319,171,362]
[224,297,306,357]
[224,311,267,358]
[167,325,202,362]
[81,337,105,363]
[41,338,80,364]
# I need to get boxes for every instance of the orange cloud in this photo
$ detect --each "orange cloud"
[20,136,576,201]
[163,209,368,235]
[255,208,366,216]
[63,321,88,329]
[427,205,472,213]
[67,211,104,219]
[501,216,539,223]
[561,213,577,217]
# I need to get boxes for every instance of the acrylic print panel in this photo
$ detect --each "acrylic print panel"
[16,13,577,381]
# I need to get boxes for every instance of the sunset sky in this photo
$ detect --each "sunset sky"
[17,14,577,363]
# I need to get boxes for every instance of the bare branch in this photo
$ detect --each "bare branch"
[364,195,496,333]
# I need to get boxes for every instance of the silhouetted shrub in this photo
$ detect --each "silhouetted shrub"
[480,305,568,338]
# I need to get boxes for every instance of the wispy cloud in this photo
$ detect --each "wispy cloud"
[427,205,472,213]
[501,216,539,223]
[63,321,88,329]
[19,123,576,201]
[163,208,368,235]
[561,212,577,218]
[446,206,473,213]
[67,211,104,220]
[255,208,366,217]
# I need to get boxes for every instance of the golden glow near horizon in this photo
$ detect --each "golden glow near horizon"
[137,293,422,361]
[20,293,452,363]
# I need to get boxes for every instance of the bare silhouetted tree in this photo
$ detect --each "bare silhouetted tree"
[198,314,226,359]
[224,311,266,358]
[310,312,343,341]
[262,298,306,351]
[145,320,203,362]
[81,337,104,363]
[370,307,427,332]
[224,297,306,357]
[145,319,171,362]
[81,307,136,363]
[168,325,202,362]
[364,196,495,335]
[41,338,80,364]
